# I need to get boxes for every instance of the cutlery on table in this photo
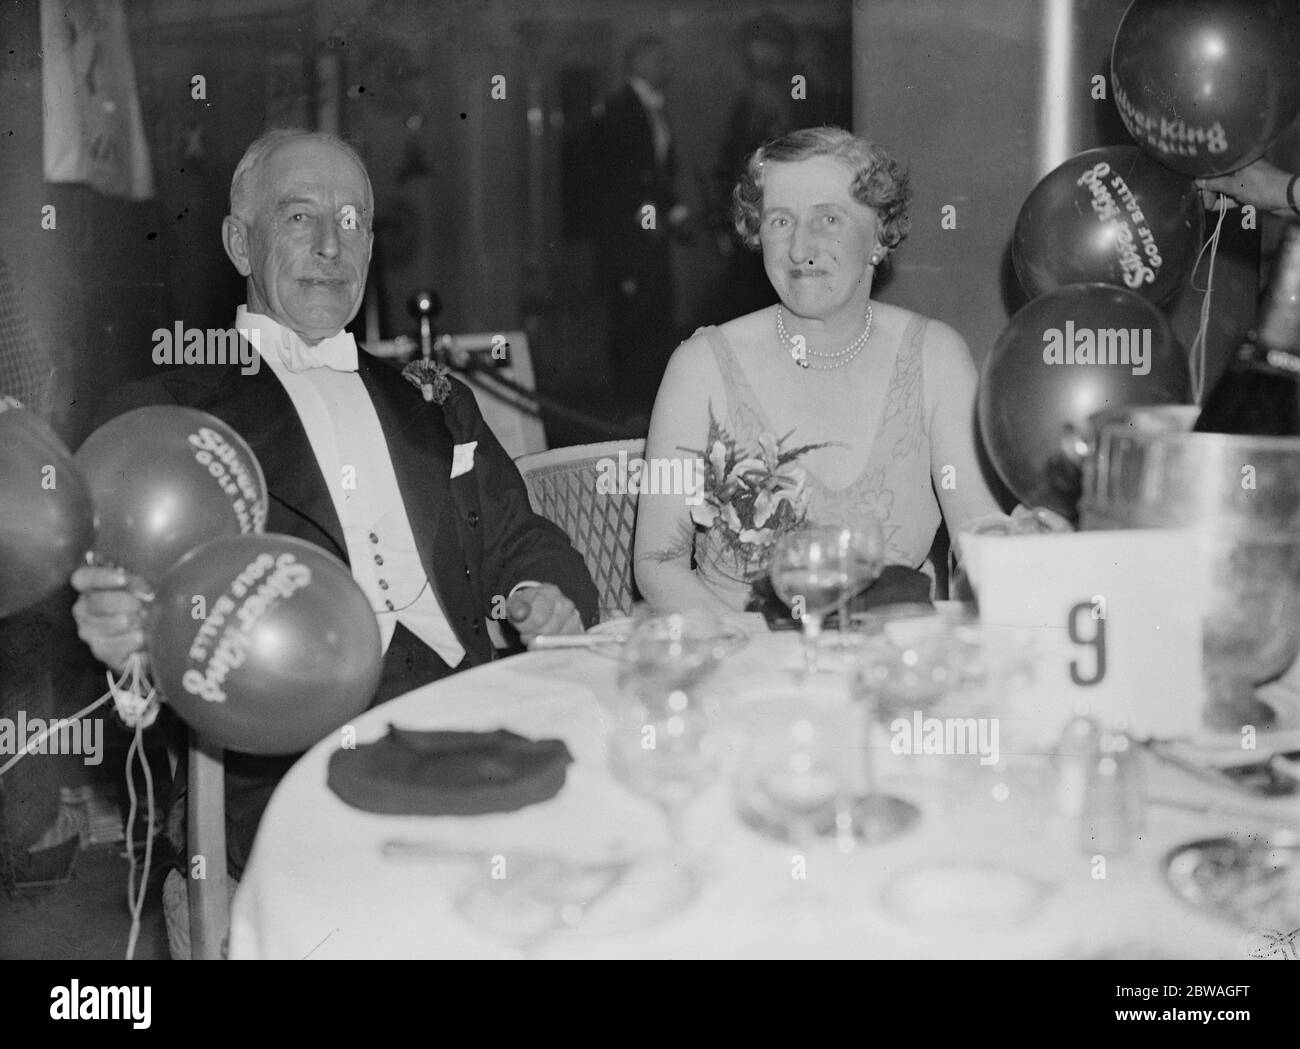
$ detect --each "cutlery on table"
[530,633,629,649]
[1139,739,1300,798]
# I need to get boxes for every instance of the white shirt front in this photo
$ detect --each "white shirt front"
[236,305,466,668]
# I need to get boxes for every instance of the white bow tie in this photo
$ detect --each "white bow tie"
[275,328,359,373]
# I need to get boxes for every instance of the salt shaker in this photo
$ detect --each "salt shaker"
[1055,709,1098,817]
[1079,725,1145,855]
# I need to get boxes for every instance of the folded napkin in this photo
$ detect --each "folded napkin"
[748,564,934,629]
[327,726,573,816]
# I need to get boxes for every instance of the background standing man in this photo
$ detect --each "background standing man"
[592,34,689,423]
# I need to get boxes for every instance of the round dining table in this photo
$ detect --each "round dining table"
[229,612,1297,960]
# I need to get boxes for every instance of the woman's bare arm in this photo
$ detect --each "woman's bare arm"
[633,334,737,616]
[921,319,1009,539]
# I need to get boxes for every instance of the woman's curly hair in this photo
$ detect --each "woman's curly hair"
[732,126,912,254]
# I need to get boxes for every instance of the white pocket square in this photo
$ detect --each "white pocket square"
[451,441,478,479]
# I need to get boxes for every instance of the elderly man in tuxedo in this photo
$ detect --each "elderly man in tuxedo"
[71,129,598,951]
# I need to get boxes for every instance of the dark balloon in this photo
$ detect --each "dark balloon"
[74,406,268,582]
[148,534,382,755]
[1111,0,1300,177]
[0,397,95,618]
[978,284,1192,514]
[1013,146,1203,305]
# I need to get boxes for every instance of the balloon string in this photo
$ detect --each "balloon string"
[0,662,158,954]
[0,690,112,778]
[107,653,162,730]
[123,721,156,962]
[1188,195,1229,405]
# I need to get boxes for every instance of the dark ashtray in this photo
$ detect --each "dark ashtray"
[1163,832,1300,931]
[747,565,934,631]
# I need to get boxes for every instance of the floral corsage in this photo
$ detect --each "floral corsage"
[685,407,828,570]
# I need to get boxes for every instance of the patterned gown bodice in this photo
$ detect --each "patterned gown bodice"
[693,317,939,610]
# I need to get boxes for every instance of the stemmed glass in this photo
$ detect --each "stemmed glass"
[837,672,923,844]
[731,691,853,919]
[735,682,920,857]
[453,710,722,958]
[600,612,737,919]
[616,610,746,716]
[607,708,721,852]
[841,612,1042,846]
[451,616,740,957]
[735,703,840,840]
[452,704,721,957]
[606,704,723,911]
[769,522,886,674]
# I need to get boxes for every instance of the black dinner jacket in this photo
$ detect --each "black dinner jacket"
[93,343,600,667]
[592,82,678,292]
[596,82,677,203]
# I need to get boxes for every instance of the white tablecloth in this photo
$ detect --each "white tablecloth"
[230,620,1297,959]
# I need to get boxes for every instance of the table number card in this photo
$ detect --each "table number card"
[961,529,1206,743]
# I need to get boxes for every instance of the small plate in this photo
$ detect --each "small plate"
[454,852,698,944]
[735,788,920,845]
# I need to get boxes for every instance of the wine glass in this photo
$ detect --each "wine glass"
[616,610,747,719]
[842,613,1042,846]
[769,522,886,674]
[606,706,723,911]
[731,691,857,918]
[452,708,721,956]
[836,678,923,844]
[734,706,840,842]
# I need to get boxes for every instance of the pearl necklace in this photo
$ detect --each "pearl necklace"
[776,305,874,370]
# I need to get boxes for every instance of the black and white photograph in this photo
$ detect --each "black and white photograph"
[0,0,1298,1019]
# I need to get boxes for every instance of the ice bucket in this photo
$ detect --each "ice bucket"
[1079,405,1300,729]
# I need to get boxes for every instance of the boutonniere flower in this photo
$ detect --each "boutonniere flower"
[401,358,454,405]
